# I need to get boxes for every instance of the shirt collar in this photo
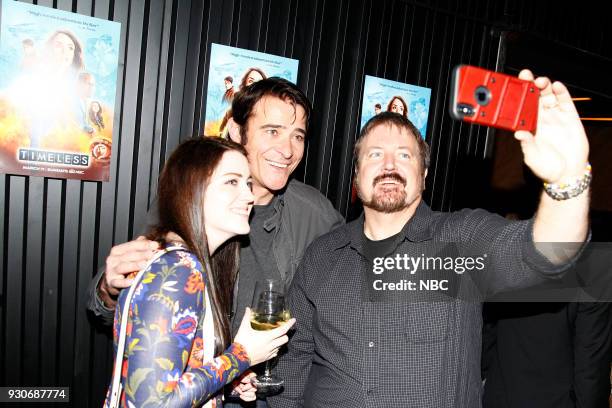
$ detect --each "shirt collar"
[335,200,435,251]
[262,192,285,232]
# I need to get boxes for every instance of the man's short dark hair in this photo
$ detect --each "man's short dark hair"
[354,111,430,174]
[224,76,233,83]
[374,103,381,109]
[231,77,312,144]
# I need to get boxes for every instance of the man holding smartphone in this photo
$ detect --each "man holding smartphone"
[269,69,592,407]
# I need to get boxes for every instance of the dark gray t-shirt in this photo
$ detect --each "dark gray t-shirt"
[232,198,282,335]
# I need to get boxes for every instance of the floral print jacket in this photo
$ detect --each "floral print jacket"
[104,243,250,407]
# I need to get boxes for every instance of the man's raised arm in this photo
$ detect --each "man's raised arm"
[514,70,590,262]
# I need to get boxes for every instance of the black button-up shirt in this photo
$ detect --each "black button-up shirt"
[270,202,577,408]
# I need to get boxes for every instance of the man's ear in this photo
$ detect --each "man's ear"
[227,118,241,144]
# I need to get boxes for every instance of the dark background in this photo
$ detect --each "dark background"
[1,0,610,406]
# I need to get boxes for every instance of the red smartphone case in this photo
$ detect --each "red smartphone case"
[449,65,539,132]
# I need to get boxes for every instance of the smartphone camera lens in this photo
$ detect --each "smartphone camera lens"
[474,86,491,106]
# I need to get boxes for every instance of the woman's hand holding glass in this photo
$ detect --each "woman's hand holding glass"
[233,307,295,367]
[247,279,292,390]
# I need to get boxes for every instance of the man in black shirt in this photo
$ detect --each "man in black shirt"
[270,70,592,408]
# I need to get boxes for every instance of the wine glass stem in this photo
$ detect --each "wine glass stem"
[264,359,273,377]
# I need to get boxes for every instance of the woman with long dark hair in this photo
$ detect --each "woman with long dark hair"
[89,101,105,131]
[387,95,408,118]
[218,68,267,136]
[239,67,267,90]
[45,29,84,76]
[104,137,294,407]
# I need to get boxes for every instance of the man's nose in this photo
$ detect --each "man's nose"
[276,136,293,159]
[383,153,396,170]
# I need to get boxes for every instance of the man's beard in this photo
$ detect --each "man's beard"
[357,172,410,213]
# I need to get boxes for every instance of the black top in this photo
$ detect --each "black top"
[482,301,612,408]
[232,198,282,334]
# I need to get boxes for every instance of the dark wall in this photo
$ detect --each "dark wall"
[1,0,610,406]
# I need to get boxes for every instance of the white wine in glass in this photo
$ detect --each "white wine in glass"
[250,310,291,331]
[250,279,290,389]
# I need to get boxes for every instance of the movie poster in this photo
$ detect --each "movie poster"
[204,43,299,137]
[360,75,432,138]
[0,1,121,181]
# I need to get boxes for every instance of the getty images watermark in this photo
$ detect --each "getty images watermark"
[370,253,488,292]
[364,242,612,302]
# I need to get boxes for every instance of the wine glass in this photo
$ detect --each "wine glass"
[250,279,291,390]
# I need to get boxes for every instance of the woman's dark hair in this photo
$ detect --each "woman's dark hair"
[46,29,84,71]
[148,136,248,353]
[88,101,104,130]
[231,77,312,144]
[387,95,408,118]
[239,67,267,90]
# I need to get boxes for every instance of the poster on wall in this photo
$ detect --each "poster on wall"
[0,0,121,181]
[360,75,432,138]
[204,43,299,137]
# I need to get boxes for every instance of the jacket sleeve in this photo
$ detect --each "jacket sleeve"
[573,302,612,408]
[268,252,318,408]
[86,267,115,325]
[86,200,161,325]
